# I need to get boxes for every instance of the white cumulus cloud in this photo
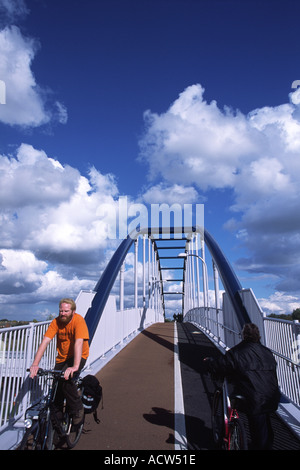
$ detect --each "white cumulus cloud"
[0,24,67,127]
[0,144,121,314]
[139,84,300,313]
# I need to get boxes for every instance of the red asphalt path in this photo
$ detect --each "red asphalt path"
[75,322,175,450]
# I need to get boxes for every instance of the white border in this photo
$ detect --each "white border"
[174,322,188,450]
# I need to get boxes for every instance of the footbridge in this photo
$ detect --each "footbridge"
[1,226,300,450]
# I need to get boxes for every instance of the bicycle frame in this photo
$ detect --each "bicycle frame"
[23,370,62,449]
[221,379,239,448]
[21,369,84,450]
[212,377,247,450]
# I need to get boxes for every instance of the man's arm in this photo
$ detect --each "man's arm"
[29,336,52,378]
[63,338,84,380]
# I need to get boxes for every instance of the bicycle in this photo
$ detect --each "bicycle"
[19,368,84,450]
[211,377,248,450]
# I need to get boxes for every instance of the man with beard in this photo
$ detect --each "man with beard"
[30,298,89,426]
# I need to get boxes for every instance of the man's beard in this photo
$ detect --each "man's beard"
[59,314,73,325]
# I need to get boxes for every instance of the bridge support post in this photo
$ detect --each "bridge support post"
[134,238,138,308]
[213,261,220,310]
[143,234,146,308]
[119,261,125,311]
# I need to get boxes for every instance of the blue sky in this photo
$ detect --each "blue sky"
[0,0,300,320]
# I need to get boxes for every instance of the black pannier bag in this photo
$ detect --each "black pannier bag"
[80,374,103,424]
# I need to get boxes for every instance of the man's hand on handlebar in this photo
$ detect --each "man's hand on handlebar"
[63,366,78,380]
[29,365,40,379]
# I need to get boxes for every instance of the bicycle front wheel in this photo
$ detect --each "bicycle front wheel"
[19,422,39,450]
[228,418,248,450]
[44,420,56,450]
[19,414,55,450]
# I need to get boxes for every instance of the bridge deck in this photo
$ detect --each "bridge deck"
[74,322,300,451]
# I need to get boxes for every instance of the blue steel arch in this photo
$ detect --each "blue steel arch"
[84,227,251,343]
[85,234,135,344]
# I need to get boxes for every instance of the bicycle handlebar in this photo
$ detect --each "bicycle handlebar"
[27,368,82,384]
[26,368,65,378]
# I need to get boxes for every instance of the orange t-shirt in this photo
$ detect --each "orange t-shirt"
[45,313,89,363]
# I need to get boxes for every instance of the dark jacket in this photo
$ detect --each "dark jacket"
[208,340,280,415]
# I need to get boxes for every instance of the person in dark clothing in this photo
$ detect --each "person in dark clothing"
[205,323,280,450]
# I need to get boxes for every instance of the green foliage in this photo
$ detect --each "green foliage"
[268,307,300,321]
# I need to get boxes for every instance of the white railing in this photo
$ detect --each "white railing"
[264,317,300,407]
[0,321,56,433]
[184,306,227,348]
